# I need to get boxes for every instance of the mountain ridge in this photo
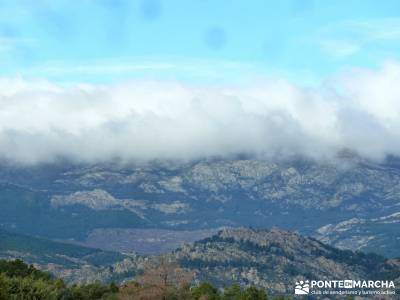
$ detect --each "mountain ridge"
[172,227,400,295]
[0,156,399,257]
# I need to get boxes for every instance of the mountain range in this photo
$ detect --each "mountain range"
[0,155,399,258]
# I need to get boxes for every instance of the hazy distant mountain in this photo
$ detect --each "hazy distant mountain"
[314,212,400,258]
[0,155,399,257]
[0,229,142,284]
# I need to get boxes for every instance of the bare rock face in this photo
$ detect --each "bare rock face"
[171,228,400,295]
[51,189,120,210]
[313,212,400,258]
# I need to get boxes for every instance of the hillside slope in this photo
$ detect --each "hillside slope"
[0,229,143,284]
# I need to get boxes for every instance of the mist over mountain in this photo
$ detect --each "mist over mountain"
[2,62,400,164]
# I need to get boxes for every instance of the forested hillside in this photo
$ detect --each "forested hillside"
[0,259,279,300]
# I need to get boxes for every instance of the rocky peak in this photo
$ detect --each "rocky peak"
[173,227,400,294]
[217,227,326,257]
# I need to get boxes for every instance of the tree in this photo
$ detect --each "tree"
[222,284,242,300]
[191,282,220,300]
[0,259,51,280]
[241,286,268,300]
[0,274,10,300]
[119,258,194,300]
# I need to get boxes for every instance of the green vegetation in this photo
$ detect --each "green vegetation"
[119,280,272,300]
[0,259,118,300]
[0,259,292,300]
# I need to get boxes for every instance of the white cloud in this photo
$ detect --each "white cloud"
[1,61,400,164]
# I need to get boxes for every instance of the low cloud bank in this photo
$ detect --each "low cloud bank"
[1,62,400,164]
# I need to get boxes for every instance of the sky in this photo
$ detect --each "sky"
[2,0,400,85]
[1,0,400,164]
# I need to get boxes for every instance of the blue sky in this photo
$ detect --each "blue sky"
[1,0,400,85]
